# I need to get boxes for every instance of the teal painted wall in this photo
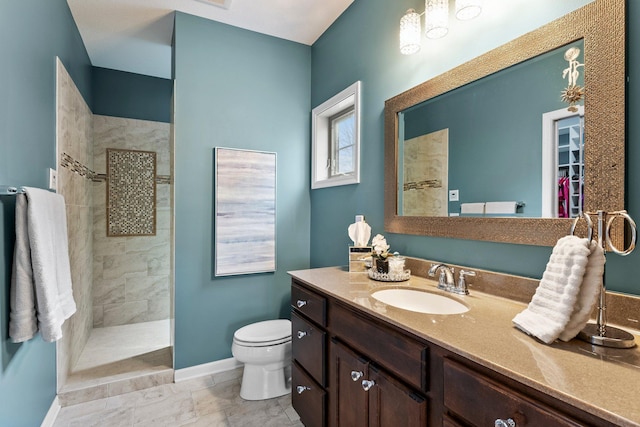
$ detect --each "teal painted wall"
[0,1,91,425]
[92,67,173,123]
[173,13,311,369]
[310,0,640,296]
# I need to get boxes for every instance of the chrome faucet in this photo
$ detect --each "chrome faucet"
[428,263,455,291]
[453,269,476,295]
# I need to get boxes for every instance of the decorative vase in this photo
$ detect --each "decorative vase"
[375,258,389,274]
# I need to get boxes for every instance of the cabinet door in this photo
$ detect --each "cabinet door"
[368,365,428,427]
[329,340,369,427]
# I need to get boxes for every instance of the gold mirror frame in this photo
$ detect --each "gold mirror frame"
[384,0,625,246]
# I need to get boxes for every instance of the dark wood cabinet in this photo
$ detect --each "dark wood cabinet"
[443,359,582,427]
[329,341,369,427]
[329,339,427,427]
[292,361,326,427]
[291,281,328,427]
[291,277,620,427]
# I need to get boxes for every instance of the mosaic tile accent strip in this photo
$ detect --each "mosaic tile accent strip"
[107,149,157,236]
[156,175,171,185]
[61,152,99,180]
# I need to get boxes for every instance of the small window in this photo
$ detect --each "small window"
[312,81,361,189]
[330,107,355,177]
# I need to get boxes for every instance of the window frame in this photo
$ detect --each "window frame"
[311,81,361,189]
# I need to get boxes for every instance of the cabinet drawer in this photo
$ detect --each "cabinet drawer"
[292,361,326,427]
[330,303,428,392]
[443,359,581,427]
[292,311,326,386]
[292,281,327,326]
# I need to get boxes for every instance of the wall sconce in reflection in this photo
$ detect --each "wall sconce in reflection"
[399,0,483,55]
[561,47,584,112]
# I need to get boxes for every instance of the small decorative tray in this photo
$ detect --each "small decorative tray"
[368,269,411,282]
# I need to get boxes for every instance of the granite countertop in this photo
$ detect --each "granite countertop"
[289,266,640,427]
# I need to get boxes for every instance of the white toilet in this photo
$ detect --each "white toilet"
[231,319,292,400]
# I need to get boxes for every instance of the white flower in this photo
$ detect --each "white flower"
[371,234,390,258]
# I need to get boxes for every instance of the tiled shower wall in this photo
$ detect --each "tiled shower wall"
[92,115,171,327]
[56,58,94,390]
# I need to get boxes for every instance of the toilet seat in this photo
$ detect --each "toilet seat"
[233,319,291,347]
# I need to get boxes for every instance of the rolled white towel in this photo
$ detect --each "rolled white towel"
[558,240,605,341]
[512,235,592,344]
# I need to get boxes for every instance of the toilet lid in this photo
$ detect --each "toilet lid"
[234,319,291,344]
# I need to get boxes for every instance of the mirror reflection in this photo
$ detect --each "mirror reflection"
[397,40,584,218]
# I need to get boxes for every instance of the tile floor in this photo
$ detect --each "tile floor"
[54,368,302,426]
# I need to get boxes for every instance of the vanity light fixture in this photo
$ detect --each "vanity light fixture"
[399,0,483,55]
[455,0,483,21]
[425,0,449,39]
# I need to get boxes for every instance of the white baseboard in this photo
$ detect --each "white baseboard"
[40,396,61,427]
[174,357,242,382]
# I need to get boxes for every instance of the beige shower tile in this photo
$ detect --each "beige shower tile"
[102,253,149,280]
[125,276,169,302]
[140,297,171,322]
[156,185,171,208]
[93,255,104,280]
[108,369,173,397]
[103,300,148,326]
[92,181,106,208]
[93,305,104,328]
[93,277,126,306]
[58,384,109,407]
[156,208,171,230]
[94,235,126,257]
[147,253,171,277]
[125,234,170,254]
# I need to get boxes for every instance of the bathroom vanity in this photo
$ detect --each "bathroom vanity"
[289,266,640,427]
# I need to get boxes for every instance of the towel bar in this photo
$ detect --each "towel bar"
[0,185,25,195]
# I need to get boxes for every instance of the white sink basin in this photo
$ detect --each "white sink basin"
[371,288,469,315]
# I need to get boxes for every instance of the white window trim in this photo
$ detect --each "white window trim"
[541,105,584,218]
[312,81,361,189]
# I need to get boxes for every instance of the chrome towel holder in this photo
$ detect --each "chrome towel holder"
[0,185,26,195]
[570,210,637,348]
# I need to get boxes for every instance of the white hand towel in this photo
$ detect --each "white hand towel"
[460,203,485,214]
[9,194,38,342]
[512,235,592,344]
[558,240,604,341]
[485,201,518,214]
[9,187,76,342]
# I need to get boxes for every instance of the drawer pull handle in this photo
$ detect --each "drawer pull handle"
[350,371,363,381]
[296,385,311,394]
[296,300,307,308]
[297,330,307,339]
[495,419,516,427]
[361,379,375,391]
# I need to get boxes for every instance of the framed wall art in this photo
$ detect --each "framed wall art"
[214,147,276,276]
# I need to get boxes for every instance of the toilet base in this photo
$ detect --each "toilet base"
[239,362,292,400]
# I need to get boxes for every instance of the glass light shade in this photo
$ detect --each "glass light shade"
[425,0,449,39]
[399,9,422,55]
[455,0,482,20]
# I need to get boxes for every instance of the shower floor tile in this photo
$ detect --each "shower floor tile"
[64,320,171,392]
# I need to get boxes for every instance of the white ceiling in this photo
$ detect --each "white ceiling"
[67,0,354,79]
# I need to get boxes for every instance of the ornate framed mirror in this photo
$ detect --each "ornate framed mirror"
[384,0,625,246]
